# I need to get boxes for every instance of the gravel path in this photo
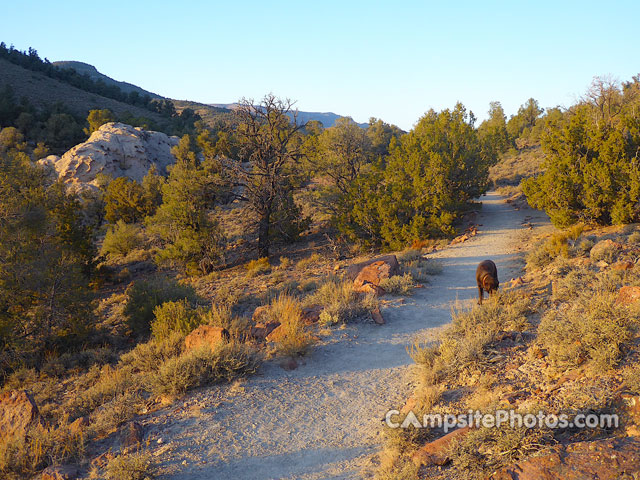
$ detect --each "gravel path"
[147,192,549,479]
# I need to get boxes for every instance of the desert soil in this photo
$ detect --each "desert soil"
[145,192,550,479]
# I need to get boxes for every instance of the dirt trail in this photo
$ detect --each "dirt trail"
[147,192,549,479]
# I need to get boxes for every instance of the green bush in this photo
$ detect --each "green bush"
[522,77,640,227]
[101,220,145,258]
[151,300,202,340]
[340,104,494,249]
[123,277,198,337]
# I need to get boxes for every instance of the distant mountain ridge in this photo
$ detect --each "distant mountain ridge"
[210,103,368,129]
[9,53,367,130]
[52,61,163,99]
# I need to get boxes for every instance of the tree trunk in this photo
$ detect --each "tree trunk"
[257,208,271,258]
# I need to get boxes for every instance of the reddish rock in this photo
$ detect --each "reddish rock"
[401,395,417,414]
[412,426,471,466]
[249,320,280,340]
[0,390,39,437]
[489,437,640,479]
[185,325,230,351]
[353,261,398,289]
[451,234,470,245]
[266,325,284,342]
[346,255,400,282]
[616,286,640,305]
[251,305,270,322]
[41,465,79,480]
[91,451,114,468]
[120,421,143,448]
[612,261,635,271]
[355,281,386,297]
[371,307,385,325]
[301,305,323,324]
[68,416,89,436]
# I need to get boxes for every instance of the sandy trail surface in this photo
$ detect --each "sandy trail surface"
[147,192,549,479]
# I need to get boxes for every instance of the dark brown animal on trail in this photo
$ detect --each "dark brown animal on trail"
[476,260,499,305]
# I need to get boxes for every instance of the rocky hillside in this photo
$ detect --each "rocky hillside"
[0,58,167,123]
[52,61,162,99]
[39,122,178,189]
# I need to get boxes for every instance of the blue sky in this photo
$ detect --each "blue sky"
[2,1,638,130]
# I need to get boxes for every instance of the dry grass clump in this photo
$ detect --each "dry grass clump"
[105,449,155,480]
[296,252,322,270]
[0,421,85,478]
[71,364,140,416]
[627,231,640,245]
[410,292,531,384]
[589,240,620,263]
[398,249,443,281]
[622,364,640,395]
[447,421,552,479]
[265,294,314,356]
[538,292,637,372]
[309,279,377,325]
[526,225,585,270]
[199,303,250,341]
[150,342,260,397]
[576,237,595,255]
[375,427,425,480]
[245,257,271,277]
[380,273,416,295]
[90,390,143,437]
[277,256,293,269]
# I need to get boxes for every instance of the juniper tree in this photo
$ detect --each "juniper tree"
[232,94,308,257]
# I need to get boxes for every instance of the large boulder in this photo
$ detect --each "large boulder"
[489,437,640,479]
[38,122,179,190]
[346,255,400,282]
[0,390,40,437]
[249,321,280,341]
[185,325,230,351]
[348,256,400,293]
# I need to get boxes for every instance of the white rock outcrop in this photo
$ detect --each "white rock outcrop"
[39,122,179,189]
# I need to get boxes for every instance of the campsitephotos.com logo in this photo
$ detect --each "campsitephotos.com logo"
[384,409,619,433]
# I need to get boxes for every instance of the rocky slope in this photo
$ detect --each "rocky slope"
[39,122,179,189]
